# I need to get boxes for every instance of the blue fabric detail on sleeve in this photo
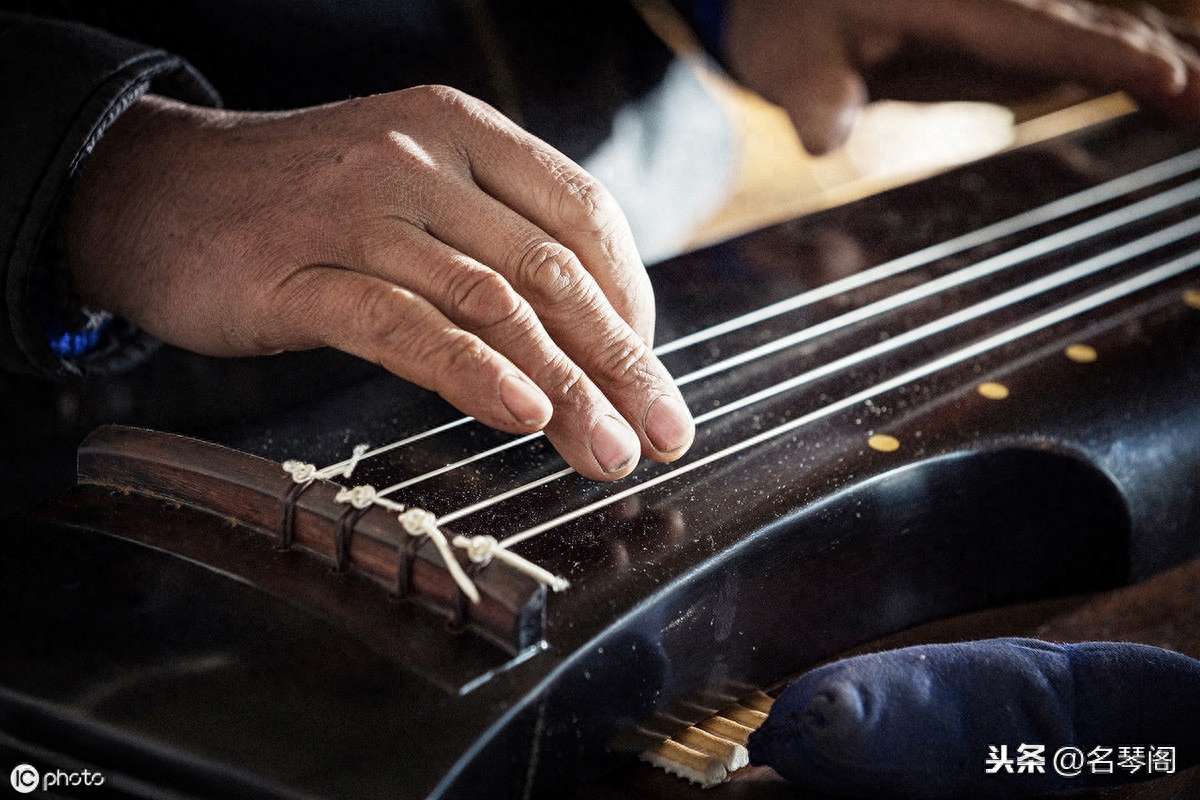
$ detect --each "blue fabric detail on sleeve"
[48,320,108,359]
[44,307,112,362]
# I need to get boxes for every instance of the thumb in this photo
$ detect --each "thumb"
[725,2,868,155]
[774,57,868,155]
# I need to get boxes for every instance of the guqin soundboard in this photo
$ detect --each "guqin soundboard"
[3,112,1200,799]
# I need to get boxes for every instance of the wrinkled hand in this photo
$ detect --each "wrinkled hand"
[725,0,1200,154]
[61,87,694,481]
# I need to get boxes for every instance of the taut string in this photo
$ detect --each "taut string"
[357,192,1200,497]
[283,150,1200,601]
[655,146,1200,357]
[438,216,1200,525]
[495,249,1200,550]
[676,181,1200,387]
[306,147,1200,476]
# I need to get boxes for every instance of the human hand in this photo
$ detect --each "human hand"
[724,0,1200,154]
[60,88,694,481]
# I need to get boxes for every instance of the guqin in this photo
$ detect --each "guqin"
[3,111,1200,799]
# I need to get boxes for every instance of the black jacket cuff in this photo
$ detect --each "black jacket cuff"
[0,12,219,377]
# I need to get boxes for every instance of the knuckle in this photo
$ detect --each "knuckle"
[399,84,501,169]
[353,283,408,347]
[407,84,497,130]
[593,330,651,386]
[442,263,525,330]
[355,217,409,265]
[536,353,588,402]
[513,240,586,306]
[551,168,623,234]
[406,83,468,109]
[428,329,492,382]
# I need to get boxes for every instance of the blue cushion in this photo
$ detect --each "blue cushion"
[748,638,1200,799]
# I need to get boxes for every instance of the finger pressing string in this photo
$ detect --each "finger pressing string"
[288,149,1200,482]
[272,265,550,438]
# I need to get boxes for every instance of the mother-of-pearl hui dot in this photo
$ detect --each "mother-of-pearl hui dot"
[868,434,901,452]
[977,382,1010,400]
[1064,343,1098,363]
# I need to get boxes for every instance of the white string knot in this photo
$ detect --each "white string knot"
[460,535,498,565]
[336,484,378,509]
[452,534,571,593]
[338,443,370,479]
[399,508,437,537]
[399,509,480,604]
[281,460,316,483]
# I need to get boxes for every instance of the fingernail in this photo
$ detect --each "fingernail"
[499,374,552,428]
[591,414,640,474]
[644,394,694,455]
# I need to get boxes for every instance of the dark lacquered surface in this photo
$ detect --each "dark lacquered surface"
[578,555,1200,800]
[4,113,1200,799]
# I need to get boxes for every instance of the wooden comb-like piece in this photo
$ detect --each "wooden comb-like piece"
[639,690,775,788]
[75,425,546,653]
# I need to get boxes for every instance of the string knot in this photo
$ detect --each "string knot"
[399,508,437,537]
[340,443,370,479]
[452,534,570,592]
[336,484,378,509]
[461,535,498,565]
[282,460,316,483]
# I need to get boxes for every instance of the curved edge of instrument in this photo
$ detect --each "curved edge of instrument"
[75,424,545,653]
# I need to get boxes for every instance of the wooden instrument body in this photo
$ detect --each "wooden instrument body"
[3,114,1200,798]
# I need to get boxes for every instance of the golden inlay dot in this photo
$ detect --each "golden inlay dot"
[1064,343,1098,363]
[868,434,901,453]
[1184,289,1200,310]
[977,382,1010,400]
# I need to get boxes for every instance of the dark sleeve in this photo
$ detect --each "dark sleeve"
[668,0,724,60]
[0,12,219,377]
